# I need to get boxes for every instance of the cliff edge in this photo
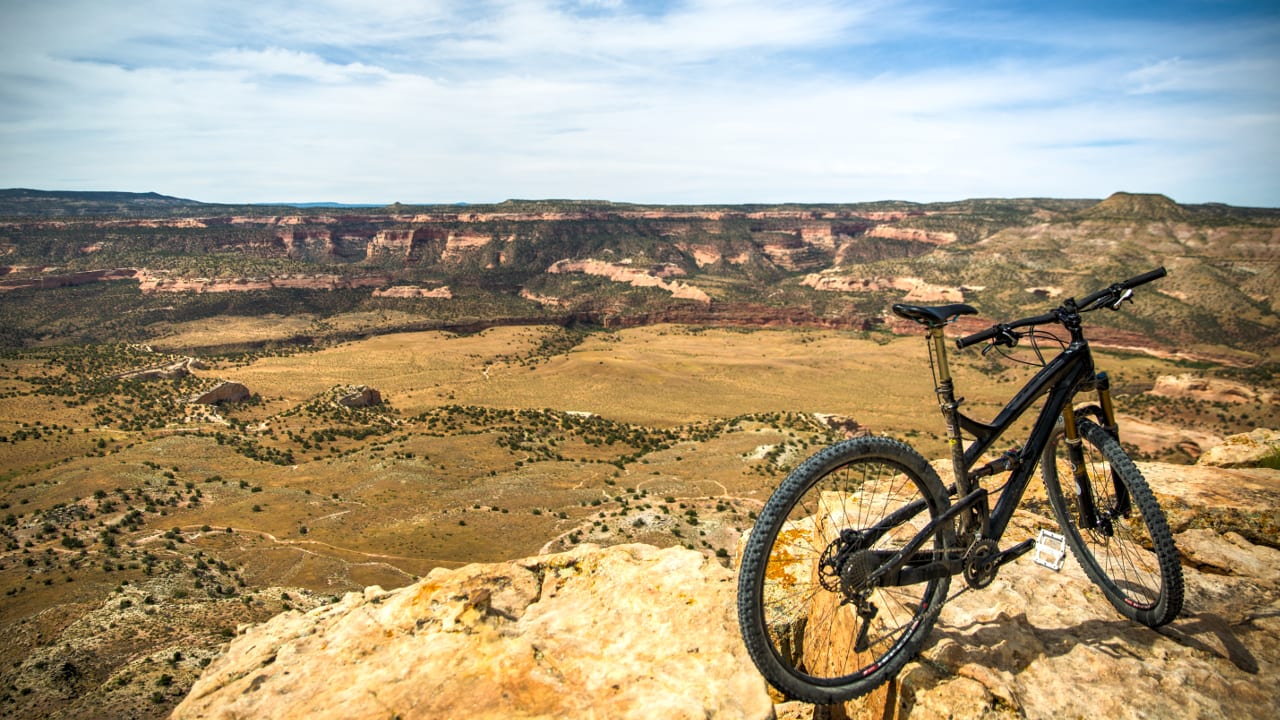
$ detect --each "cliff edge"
[173,453,1280,720]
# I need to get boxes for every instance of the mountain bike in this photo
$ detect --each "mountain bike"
[736,268,1184,703]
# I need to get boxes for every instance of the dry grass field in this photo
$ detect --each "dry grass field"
[1,322,1275,718]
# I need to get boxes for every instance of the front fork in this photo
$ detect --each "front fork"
[1062,371,1130,531]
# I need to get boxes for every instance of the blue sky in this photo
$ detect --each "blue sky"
[1,0,1277,206]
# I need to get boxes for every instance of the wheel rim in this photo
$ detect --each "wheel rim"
[1072,440,1165,609]
[756,457,944,685]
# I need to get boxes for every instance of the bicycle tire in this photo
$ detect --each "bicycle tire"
[1041,411,1183,626]
[736,436,953,703]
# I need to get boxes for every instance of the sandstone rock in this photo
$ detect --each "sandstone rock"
[547,258,711,304]
[337,386,382,408]
[1151,373,1276,406]
[812,413,867,438]
[1113,413,1223,461]
[865,225,957,246]
[812,460,1280,720]
[371,285,453,299]
[172,544,773,720]
[1197,428,1280,468]
[188,381,250,406]
[801,273,963,304]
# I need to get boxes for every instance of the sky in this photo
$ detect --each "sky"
[1,0,1278,206]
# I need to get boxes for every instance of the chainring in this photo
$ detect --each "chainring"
[963,538,1001,589]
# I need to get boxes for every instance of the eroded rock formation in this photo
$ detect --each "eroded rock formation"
[371,285,452,299]
[1197,428,1280,468]
[188,382,250,406]
[1152,373,1277,405]
[336,385,382,408]
[170,449,1280,720]
[547,259,712,304]
[171,544,774,720]
[802,273,965,303]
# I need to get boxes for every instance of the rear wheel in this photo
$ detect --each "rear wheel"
[1041,409,1183,626]
[737,436,953,703]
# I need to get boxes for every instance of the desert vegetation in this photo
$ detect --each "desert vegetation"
[1,191,1277,717]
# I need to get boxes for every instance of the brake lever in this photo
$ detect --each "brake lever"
[981,326,1019,354]
[1107,288,1134,311]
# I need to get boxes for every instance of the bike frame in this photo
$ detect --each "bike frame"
[871,317,1120,588]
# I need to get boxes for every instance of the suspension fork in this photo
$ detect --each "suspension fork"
[1092,371,1132,516]
[1063,372,1130,531]
[929,326,984,539]
[1061,404,1100,530]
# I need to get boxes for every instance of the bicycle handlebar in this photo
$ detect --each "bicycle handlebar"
[1076,266,1166,309]
[955,267,1166,350]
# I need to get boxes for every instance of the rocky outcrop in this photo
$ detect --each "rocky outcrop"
[441,231,496,261]
[1108,413,1223,461]
[802,273,965,303]
[812,413,868,438]
[171,544,773,720]
[276,229,369,261]
[1197,428,1280,468]
[865,225,958,245]
[367,228,447,263]
[547,259,712,304]
[1151,373,1277,405]
[188,382,250,406]
[675,242,753,268]
[167,449,1280,720]
[336,386,382,408]
[758,235,831,272]
[371,285,452,299]
[785,455,1280,719]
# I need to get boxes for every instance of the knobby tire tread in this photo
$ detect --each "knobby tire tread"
[1042,416,1183,626]
[736,436,952,704]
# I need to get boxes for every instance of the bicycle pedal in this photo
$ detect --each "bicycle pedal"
[1033,529,1067,571]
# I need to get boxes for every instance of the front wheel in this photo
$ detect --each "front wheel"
[1041,411,1183,626]
[736,436,953,703]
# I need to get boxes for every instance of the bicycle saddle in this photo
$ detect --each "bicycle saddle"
[891,303,977,327]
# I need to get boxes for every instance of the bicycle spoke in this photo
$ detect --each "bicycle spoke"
[1041,413,1182,625]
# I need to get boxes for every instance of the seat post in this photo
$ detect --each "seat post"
[929,325,978,524]
[928,325,953,384]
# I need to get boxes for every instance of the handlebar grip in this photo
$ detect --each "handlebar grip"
[1122,266,1167,289]
[956,326,999,350]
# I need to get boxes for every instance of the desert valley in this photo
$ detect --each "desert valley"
[0,189,1277,718]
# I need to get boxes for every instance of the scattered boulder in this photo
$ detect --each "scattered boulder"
[171,544,773,720]
[337,385,382,408]
[813,413,867,438]
[188,381,250,406]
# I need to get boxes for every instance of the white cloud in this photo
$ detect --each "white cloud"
[0,1,1276,205]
